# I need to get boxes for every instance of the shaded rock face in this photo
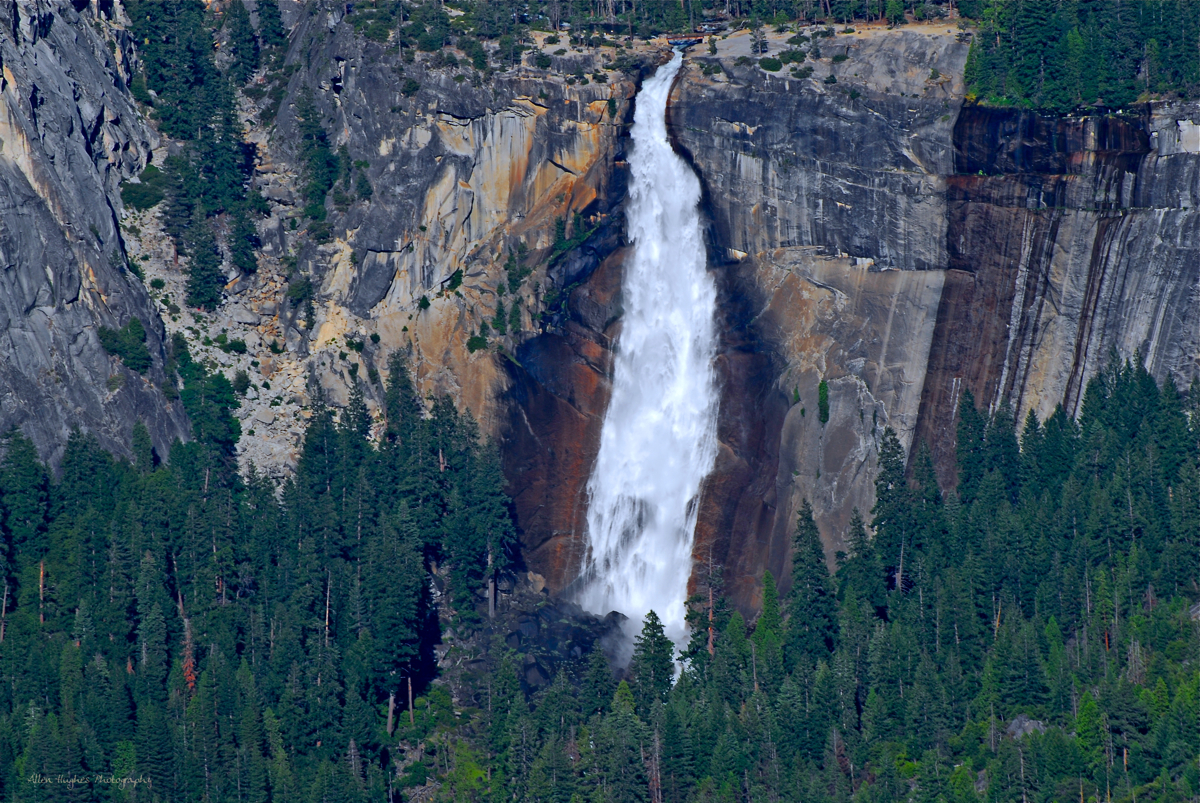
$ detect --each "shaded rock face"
[0,1,188,466]
[916,102,1200,487]
[501,243,624,593]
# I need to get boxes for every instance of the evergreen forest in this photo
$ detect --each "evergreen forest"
[5,340,1200,803]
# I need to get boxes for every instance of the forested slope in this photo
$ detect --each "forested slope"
[2,346,1199,803]
[0,348,513,802]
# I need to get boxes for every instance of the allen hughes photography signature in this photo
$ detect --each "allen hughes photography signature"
[27,774,150,790]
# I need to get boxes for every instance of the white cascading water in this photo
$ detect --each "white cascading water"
[577,51,720,658]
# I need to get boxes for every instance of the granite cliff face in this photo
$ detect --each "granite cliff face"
[120,2,649,476]
[0,0,188,466]
[667,24,969,606]
[664,25,1200,612]
[916,103,1200,486]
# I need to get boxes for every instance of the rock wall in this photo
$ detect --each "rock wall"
[916,102,1200,486]
[0,0,188,467]
[669,24,968,608]
[120,1,649,478]
[667,24,1200,615]
[10,6,1200,622]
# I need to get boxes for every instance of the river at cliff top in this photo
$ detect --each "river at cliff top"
[577,50,720,663]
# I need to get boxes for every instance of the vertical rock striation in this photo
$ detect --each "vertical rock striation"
[669,26,1200,614]
[917,102,1200,486]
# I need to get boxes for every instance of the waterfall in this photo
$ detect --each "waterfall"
[577,51,720,659]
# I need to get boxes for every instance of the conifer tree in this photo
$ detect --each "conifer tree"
[599,681,649,803]
[785,500,838,671]
[226,0,260,85]
[956,389,986,503]
[752,571,784,694]
[630,610,675,715]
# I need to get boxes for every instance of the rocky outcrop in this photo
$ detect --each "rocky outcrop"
[119,1,650,478]
[0,0,188,466]
[264,5,639,436]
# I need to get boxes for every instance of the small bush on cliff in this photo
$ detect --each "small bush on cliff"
[98,318,152,375]
[121,164,168,211]
[818,379,830,424]
[759,57,783,72]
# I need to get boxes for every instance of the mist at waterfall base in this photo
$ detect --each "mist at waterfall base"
[577,51,720,664]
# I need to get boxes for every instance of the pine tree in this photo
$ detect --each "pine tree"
[630,610,675,715]
[785,500,838,671]
[256,0,287,53]
[837,509,884,613]
[580,646,615,718]
[598,682,649,803]
[752,571,784,694]
[956,389,986,503]
[184,211,225,311]
[226,0,260,84]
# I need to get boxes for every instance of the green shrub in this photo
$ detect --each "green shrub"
[460,37,488,70]
[824,74,838,84]
[832,53,849,63]
[779,49,806,64]
[286,277,313,304]
[534,52,552,69]
[402,78,421,96]
[149,278,166,290]
[356,172,373,200]
[120,164,168,211]
[232,370,251,395]
[818,379,830,424]
[308,220,332,242]
[98,317,152,374]
[759,57,783,72]
[791,66,814,79]
[466,333,487,353]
